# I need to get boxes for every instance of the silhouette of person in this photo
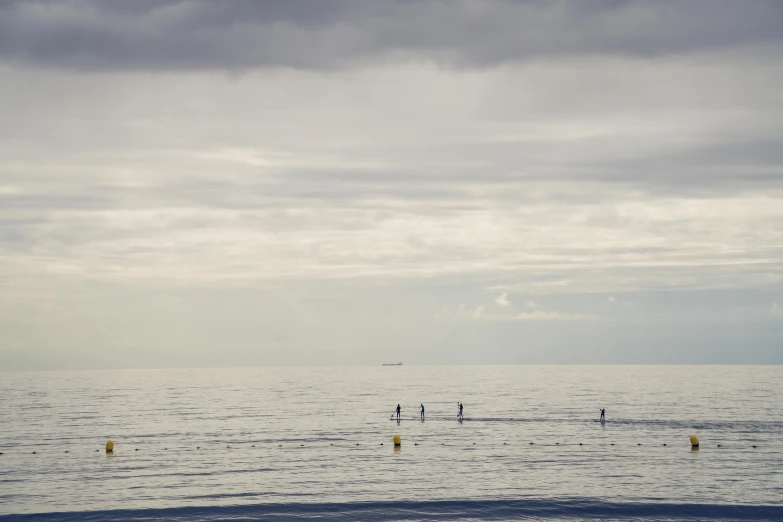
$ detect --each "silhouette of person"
[600,408,605,421]
[458,402,463,420]
[396,404,401,421]
[420,403,425,420]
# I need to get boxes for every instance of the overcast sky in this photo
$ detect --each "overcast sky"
[1,0,782,369]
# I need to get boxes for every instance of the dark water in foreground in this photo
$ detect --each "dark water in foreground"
[1,366,781,520]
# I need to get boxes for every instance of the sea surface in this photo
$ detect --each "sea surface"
[0,366,782,521]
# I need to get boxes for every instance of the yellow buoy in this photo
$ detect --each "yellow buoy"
[393,434,401,446]
[106,440,114,453]
[690,436,699,448]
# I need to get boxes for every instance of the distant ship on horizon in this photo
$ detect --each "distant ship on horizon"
[382,362,403,366]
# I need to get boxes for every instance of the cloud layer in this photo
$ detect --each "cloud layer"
[1,0,782,70]
[1,1,782,367]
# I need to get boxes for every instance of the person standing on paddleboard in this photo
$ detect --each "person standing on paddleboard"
[420,403,425,420]
[458,402,463,420]
[600,408,605,421]
[396,404,401,421]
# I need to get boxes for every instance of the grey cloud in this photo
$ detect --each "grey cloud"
[0,192,114,210]
[1,3,783,366]
[1,0,781,70]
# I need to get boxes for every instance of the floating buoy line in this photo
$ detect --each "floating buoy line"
[0,435,764,457]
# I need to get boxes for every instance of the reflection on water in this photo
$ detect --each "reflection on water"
[0,365,782,518]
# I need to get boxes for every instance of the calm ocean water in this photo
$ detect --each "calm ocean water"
[1,366,782,521]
